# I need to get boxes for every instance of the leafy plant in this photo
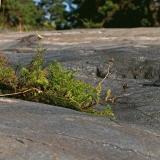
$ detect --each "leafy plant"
[0,0,43,31]
[0,35,128,120]
[0,56,18,91]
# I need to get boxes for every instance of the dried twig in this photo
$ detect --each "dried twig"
[99,58,114,85]
[107,84,128,103]
[0,88,42,97]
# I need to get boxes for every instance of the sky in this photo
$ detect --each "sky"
[33,0,70,11]
[34,0,40,3]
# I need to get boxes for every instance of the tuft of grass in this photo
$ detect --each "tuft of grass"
[0,35,128,120]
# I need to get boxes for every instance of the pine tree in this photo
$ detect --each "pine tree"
[104,0,152,27]
[67,0,119,28]
[0,0,42,31]
[38,0,67,29]
[67,0,160,28]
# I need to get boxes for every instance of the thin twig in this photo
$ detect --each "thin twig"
[0,88,42,97]
[99,58,114,85]
[106,84,128,103]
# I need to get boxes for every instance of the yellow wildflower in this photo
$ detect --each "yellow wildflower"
[37,34,44,39]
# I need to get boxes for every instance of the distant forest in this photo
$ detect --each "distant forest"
[0,0,160,31]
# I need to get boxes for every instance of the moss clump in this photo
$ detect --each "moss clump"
[0,42,127,120]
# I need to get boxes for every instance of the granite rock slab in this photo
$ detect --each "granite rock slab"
[0,98,159,160]
[0,28,160,160]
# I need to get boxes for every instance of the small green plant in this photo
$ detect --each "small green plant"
[80,18,103,28]
[0,35,128,120]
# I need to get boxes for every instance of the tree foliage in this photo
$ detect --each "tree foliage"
[0,0,160,29]
[68,0,160,28]
[69,0,119,28]
[105,0,153,27]
[0,0,43,31]
[37,0,68,29]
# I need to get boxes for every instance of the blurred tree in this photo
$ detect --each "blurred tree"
[67,0,119,28]
[37,0,67,29]
[0,0,42,31]
[67,0,160,28]
[0,0,160,30]
[149,0,160,26]
[104,0,153,27]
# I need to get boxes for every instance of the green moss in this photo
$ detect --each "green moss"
[0,43,116,120]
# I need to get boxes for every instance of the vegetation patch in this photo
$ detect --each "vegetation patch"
[0,36,128,120]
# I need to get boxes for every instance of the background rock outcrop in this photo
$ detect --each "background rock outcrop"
[0,28,160,160]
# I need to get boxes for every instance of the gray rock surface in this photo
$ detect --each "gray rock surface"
[0,28,160,159]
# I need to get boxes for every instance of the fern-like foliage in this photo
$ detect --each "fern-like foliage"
[0,56,17,91]
[0,44,116,120]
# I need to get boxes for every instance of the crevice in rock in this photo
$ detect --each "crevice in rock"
[15,138,24,144]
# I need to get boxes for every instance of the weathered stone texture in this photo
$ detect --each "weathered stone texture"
[0,28,160,160]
